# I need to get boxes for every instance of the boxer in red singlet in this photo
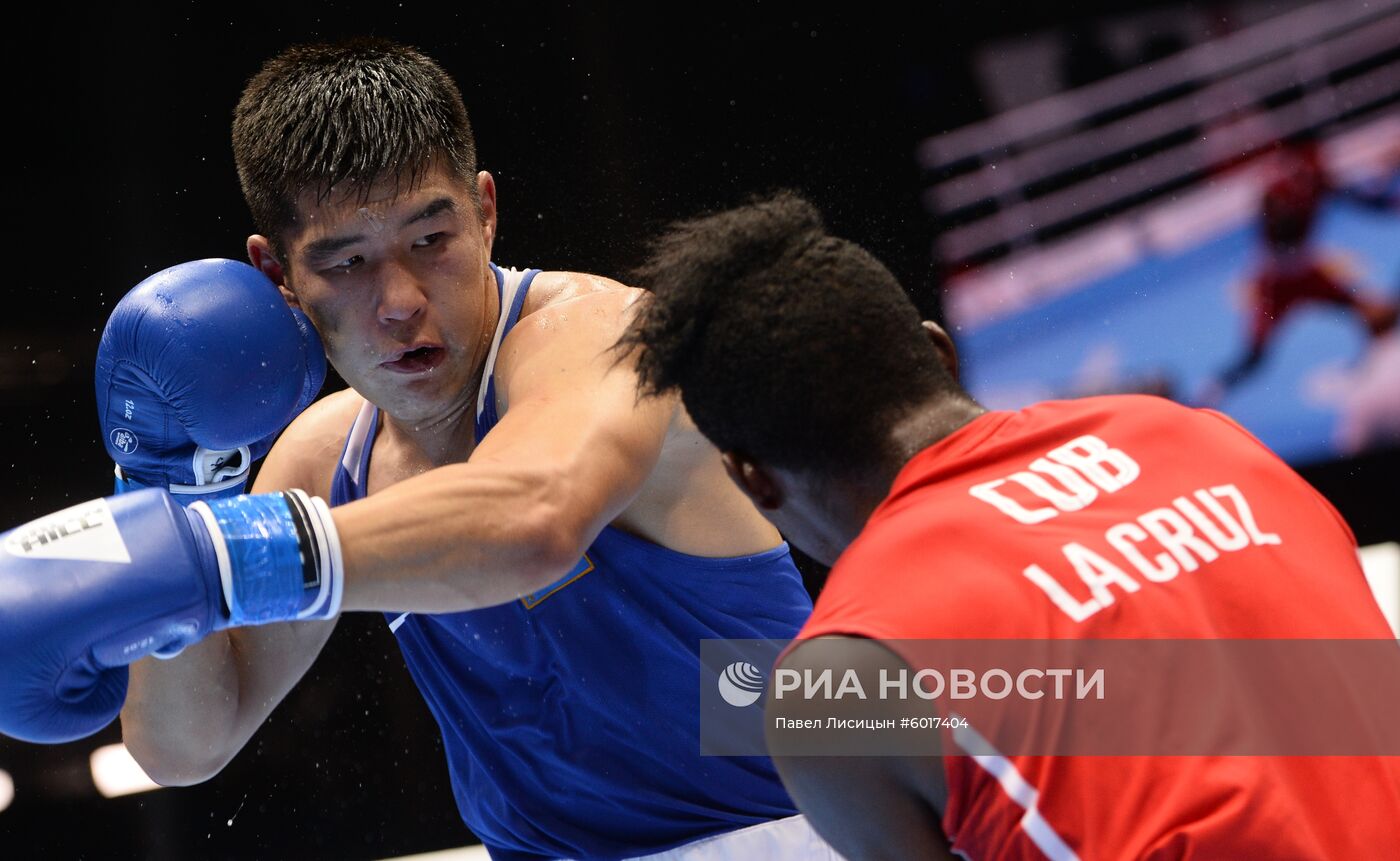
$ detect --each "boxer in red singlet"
[621,191,1400,860]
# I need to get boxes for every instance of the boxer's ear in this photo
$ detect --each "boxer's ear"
[476,171,498,254]
[921,320,960,381]
[247,236,294,306]
[721,451,783,511]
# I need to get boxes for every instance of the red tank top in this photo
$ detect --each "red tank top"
[799,395,1400,860]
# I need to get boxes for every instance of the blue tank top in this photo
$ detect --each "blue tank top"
[330,264,809,860]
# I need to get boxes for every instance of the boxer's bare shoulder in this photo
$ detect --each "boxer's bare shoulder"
[253,387,365,498]
[518,270,628,317]
[500,270,647,379]
[496,270,783,558]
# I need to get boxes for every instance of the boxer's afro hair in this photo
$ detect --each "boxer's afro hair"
[618,191,964,475]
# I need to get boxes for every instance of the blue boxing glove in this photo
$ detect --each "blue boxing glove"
[0,487,342,744]
[95,259,326,501]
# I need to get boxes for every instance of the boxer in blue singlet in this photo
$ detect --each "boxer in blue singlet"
[109,38,843,861]
[326,265,817,858]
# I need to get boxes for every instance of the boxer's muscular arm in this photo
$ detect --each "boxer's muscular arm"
[120,396,349,785]
[120,287,664,777]
[769,637,956,859]
[334,288,674,613]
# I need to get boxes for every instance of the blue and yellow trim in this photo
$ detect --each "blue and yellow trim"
[520,553,595,609]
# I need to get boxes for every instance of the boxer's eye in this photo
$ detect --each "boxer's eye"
[413,232,446,248]
[327,254,363,273]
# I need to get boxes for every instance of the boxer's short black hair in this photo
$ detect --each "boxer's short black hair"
[620,191,963,475]
[233,37,478,255]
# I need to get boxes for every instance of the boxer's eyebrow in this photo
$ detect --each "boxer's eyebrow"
[301,198,458,265]
[406,197,456,226]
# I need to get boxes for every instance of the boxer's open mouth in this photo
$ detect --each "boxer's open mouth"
[382,345,445,374]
